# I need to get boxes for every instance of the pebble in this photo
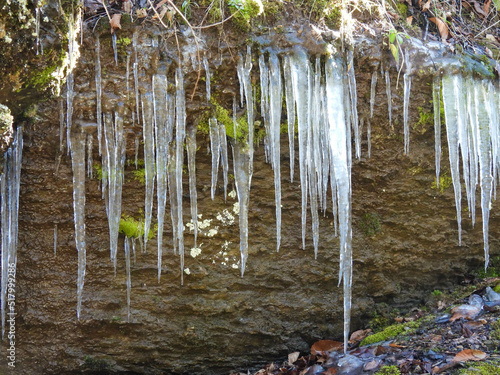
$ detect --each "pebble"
[337,354,364,375]
[485,286,500,302]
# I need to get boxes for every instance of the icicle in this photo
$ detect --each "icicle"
[66,72,75,153]
[259,53,271,162]
[486,82,499,200]
[131,237,137,265]
[175,67,186,285]
[325,56,352,354]
[86,133,93,178]
[203,57,211,101]
[347,50,360,159]
[385,70,392,129]
[232,96,238,142]
[95,37,103,156]
[1,126,23,337]
[124,237,131,322]
[133,31,140,126]
[442,75,462,245]
[104,112,126,272]
[70,129,86,320]
[186,124,198,247]
[403,50,412,155]
[112,33,118,66]
[134,135,139,169]
[232,141,251,276]
[219,120,229,201]
[35,6,42,55]
[370,70,377,119]
[268,52,282,251]
[236,46,254,183]
[126,55,130,101]
[283,55,296,182]
[209,118,221,200]
[433,76,442,188]
[167,147,178,255]
[66,11,80,153]
[367,119,372,158]
[53,224,58,255]
[142,94,156,251]
[474,81,493,270]
[289,48,310,250]
[154,74,168,282]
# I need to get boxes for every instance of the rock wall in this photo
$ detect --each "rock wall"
[3,11,500,375]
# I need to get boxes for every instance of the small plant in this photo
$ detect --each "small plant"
[83,355,109,371]
[432,289,443,297]
[119,215,157,240]
[131,168,146,184]
[458,361,500,375]
[387,28,409,65]
[376,366,401,375]
[359,212,381,236]
[181,0,198,19]
[111,316,122,322]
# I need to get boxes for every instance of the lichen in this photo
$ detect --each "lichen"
[0,104,13,133]
[431,175,452,193]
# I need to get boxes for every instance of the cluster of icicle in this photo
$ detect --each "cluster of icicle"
[437,75,500,271]
[0,127,23,338]
[66,37,358,348]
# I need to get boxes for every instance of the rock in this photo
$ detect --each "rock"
[485,286,500,302]
[337,355,364,375]
[468,294,484,307]
[363,358,383,371]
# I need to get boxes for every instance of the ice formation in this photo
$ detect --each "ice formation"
[0,127,23,337]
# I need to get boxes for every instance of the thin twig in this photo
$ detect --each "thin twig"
[100,0,112,22]
[476,18,500,37]
[192,10,239,29]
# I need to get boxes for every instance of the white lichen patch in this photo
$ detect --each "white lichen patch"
[190,246,202,258]
[233,202,240,215]
[228,189,236,199]
[206,228,218,237]
[184,268,191,275]
[216,209,235,226]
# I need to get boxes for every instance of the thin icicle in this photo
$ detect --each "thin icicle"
[133,31,140,127]
[442,75,462,245]
[1,126,23,337]
[433,76,442,188]
[70,130,86,320]
[370,70,377,119]
[53,224,58,256]
[186,124,198,247]
[134,135,139,169]
[95,37,103,156]
[268,52,282,252]
[112,33,118,66]
[142,93,156,251]
[474,81,493,270]
[283,55,296,182]
[126,55,130,100]
[209,118,221,200]
[385,69,392,129]
[347,50,360,159]
[403,50,412,155]
[86,133,93,178]
[367,119,372,158]
[124,237,131,322]
[131,237,137,265]
[154,74,168,282]
[175,67,186,285]
[104,112,126,272]
[203,57,211,101]
[289,48,310,250]
[232,141,251,276]
[219,120,229,201]
[35,6,41,55]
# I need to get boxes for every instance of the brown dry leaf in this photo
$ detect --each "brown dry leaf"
[310,340,343,355]
[406,15,413,25]
[428,17,449,41]
[322,368,338,375]
[484,0,492,14]
[422,0,431,11]
[430,334,443,342]
[471,0,489,17]
[123,0,132,13]
[288,351,300,365]
[389,343,406,348]
[452,349,487,362]
[110,13,122,34]
[349,329,371,343]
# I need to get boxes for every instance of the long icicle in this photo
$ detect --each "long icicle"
[433,76,442,188]
[142,93,156,251]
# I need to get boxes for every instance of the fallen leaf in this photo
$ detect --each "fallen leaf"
[389,343,405,348]
[484,0,492,14]
[428,17,449,41]
[422,0,431,11]
[288,351,300,365]
[450,304,481,321]
[471,0,488,17]
[310,340,343,355]
[452,349,487,362]
[110,13,122,34]
[321,368,337,375]
[406,15,413,25]
[349,329,371,343]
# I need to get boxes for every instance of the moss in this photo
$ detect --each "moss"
[93,163,104,181]
[131,168,146,184]
[376,366,401,375]
[119,215,156,240]
[494,284,500,293]
[359,212,381,236]
[458,361,500,375]
[491,320,500,340]
[413,106,433,135]
[431,175,452,193]
[230,0,264,31]
[361,320,421,346]
[396,2,408,17]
